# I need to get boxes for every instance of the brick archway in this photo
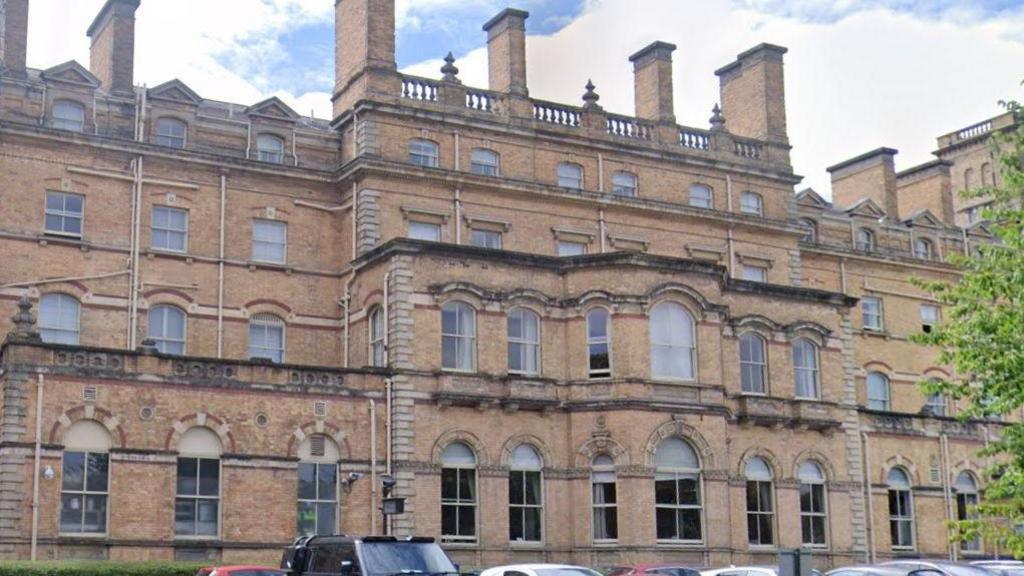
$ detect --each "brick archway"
[165,412,235,453]
[49,405,126,448]
[287,421,351,460]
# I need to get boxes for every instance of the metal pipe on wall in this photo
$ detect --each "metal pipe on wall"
[217,173,227,357]
[369,398,378,535]
[30,374,44,561]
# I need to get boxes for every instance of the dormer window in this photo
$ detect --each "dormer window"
[740,192,763,216]
[52,100,85,132]
[914,238,933,260]
[256,134,285,164]
[155,118,187,149]
[856,228,875,252]
[800,218,818,243]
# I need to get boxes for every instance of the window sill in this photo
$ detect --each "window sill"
[652,377,698,384]
[509,540,544,547]
[173,536,222,543]
[441,540,479,548]
[58,532,109,539]
[592,539,619,547]
[441,368,477,375]
[43,231,84,240]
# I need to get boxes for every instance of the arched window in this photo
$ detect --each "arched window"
[509,444,543,542]
[175,427,222,537]
[557,162,583,189]
[297,434,339,536]
[793,339,820,399]
[654,437,702,543]
[470,148,500,176]
[689,184,713,209]
[740,191,763,216]
[887,468,914,549]
[52,100,85,132]
[441,301,475,372]
[745,457,775,546]
[40,293,81,345]
[591,455,618,542]
[856,228,875,251]
[155,117,187,149]
[650,302,696,381]
[739,333,767,394]
[800,218,818,243]
[964,167,976,190]
[409,138,439,168]
[148,305,186,355]
[248,313,285,363]
[508,308,540,376]
[867,372,890,411]
[925,384,947,416]
[955,472,980,552]
[799,461,828,547]
[612,171,637,197]
[587,308,611,379]
[60,420,111,535]
[369,306,385,368]
[256,133,285,164]
[441,442,477,543]
[981,162,995,187]
[914,238,933,260]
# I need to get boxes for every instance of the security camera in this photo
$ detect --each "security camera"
[347,472,364,484]
[380,474,397,496]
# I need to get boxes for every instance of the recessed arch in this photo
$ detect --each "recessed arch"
[736,447,782,479]
[499,433,552,468]
[49,406,126,449]
[432,429,490,466]
[644,419,715,469]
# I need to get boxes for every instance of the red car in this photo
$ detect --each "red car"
[608,565,703,576]
[195,566,286,576]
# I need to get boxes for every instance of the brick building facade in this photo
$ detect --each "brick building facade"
[0,0,1010,568]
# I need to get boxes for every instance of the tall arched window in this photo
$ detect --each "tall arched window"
[297,434,339,536]
[175,427,222,537]
[888,468,914,549]
[148,305,186,355]
[914,238,933,260]
[248,313,285,363]
[52,100,85,132]
[745,457,775,546]
[60,420,111,535]
[799,461,828,547]
[508,308,540,376]
[964,167,976,190]
[793,339,820,399]
[650,302,696,380]
[856,228,875,251]
[654,437,702,543]
[40,293,81,345]
[441,301,476,372]
[740,191,763,216]
[739,333,767,394]
[867,372,891,411]
[441,442,477,543]
[369,306,385,368]
[981,162,994,187]
[155,117,187,149]
[557,162,583,189]
[256,133,285,164]
[591,455,617,542]
[509,444,543,542]
[688,184,713,209]
[587,308,611,379]
[955,472,980,552]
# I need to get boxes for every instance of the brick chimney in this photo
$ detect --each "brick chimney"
[629,41,676,124]
[896,160,955,224]
[715,43,789,143]
[828,148,900,217]
[483,8,529,96]
[333,0,397,118]
[87,0,139,95]
[0,0,29,77]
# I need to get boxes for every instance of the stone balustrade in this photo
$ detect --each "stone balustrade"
[606,114,653,140]
[532,100,582,127]
[400,75,439,102]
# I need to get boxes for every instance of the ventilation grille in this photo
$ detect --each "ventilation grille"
[314,401,327,418]
[83,386,98,402]
[310,434,326,457]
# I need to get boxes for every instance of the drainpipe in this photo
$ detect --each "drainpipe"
[454,131,460,171]
[840,259,848,294]
[30,374,44,561]
[942,434,957,561]
[341,293,351,367]
[386,378,393,478]
[455,188,462,244]
[598,210,607,253]
[597,153,604,192]
[352,182,359,261]
[127,156,144,349]
[382,272,390,364]
[726,175,736,278]
[369,398,378,535]
[217,173,227,357]
[861,431,876,563]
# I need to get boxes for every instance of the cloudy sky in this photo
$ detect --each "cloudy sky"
[25,0,1024,195]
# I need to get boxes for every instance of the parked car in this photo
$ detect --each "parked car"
[196,567,285,576]
[972,562,1024,576]
[826,566,917,576]
[480,565,604,576]
[881,561,996,576]
[280,535,459,576]
[609,565,701,576]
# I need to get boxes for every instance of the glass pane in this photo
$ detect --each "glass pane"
[196,499,218,536]
[60,494,83,533]
[318,464,337,501]
[298,463,317,500]
[679,477,700,505]
[62,452,85,491]
[198,458,219,496]
[86,453,109,492]
[83,494,107,533]
[177,458,197,496]
[509,508,523,540]
[509,472,524,504]
[317,502,336,535]
[587,310,607,338]
[656,507,676,539]
[680,509,701,540]
[524,507,542,541]
[174,498,195,535]
[297,501,316,536]
[459,469,475,502]
[654,479,677,505]
[441,504,457,536]
[523,471,541,505]
[442,336,458,369]
[457,504,475,536]
[654,438,698,469]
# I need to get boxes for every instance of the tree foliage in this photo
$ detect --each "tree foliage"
[914,96,1024,553]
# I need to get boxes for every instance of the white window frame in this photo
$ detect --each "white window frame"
[148,305,187,355]
[441,301,476,372]
[151,206,189,253]
[369,306,386,368]
[409,139,440,168]
[862,297,884,331]
[408,221,441,242]
[856,228,875,252]
[252,219,287,264]
[689,184,713,209]
[654,438,703,544]
[507,307,541,376]
[745,458,776,547]
[740,191,763,216]
[741,265,767,283]
[297,461,339,537]
[45,191,85,238]
[256,133,285,164]
[798,462,828,548]
[155,117,187,149]
[955,472,981,553]
[920,304,940,333]
[248,313,285,363]
[867,372,891,411]
[591,455,618,544]
[508,445,544,543]
[557,240,587,256]
[914,238,933,260]
[39,293,81,345]
[611,171,637,197]
[557,162,583,189]
[587,308,612,379]
[52,100,85,132]
[739,332,767,395]
[926,393,947,417]
[793,339,820,399]
[888,468,915,550]
[470,228,503,250]
[175,456,221,538]
[649,302,696,381]
[441,442,478,544]
[470,148,499,176]
[59,449,110,535]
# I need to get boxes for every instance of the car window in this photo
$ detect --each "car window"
[536,570,603,576]
[650,569,700,576]
[506,572,531,576]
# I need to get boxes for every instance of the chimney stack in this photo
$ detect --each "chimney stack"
[715,43,789,143]
[0,0,29,77]
[87,0,140,95]
[483,8,529,96]
[896,160,955,225]
[334,0,396,118]
[828,148,900,217]
[629,41,676,124]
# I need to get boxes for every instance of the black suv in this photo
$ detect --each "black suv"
[281,535,460,576]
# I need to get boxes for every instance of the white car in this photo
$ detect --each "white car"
[702,567,778,576]
[480,565,603,576]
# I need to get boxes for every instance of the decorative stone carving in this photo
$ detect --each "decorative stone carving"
[440,52,460,84]
[582,79,601,111]
[7,296,41,343]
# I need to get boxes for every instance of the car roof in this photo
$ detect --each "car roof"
[827,567,912,575]
[487,565,594,570]
[630,565,702,571]
[211,568,284,574]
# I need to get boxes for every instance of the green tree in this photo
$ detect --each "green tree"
[914,96,1024,554]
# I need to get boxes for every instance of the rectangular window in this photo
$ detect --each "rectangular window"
[45,191,84,237]
[60,451,109,534]
[470,229,502,250]
[152,206,189,252]
[408,221,441,242]
[509,470,543,542]
[409,140,439,168]
[557,164,583,189]
[957,491,980,552]
[252,219,287,264]
[920,305,939,333]
[557,241,586,257]
[175,457,220,537]
[655,473,702,542]
[612,172,637,197]
[746,480,775,545]
[888,489,914,549]
[592,470,618,542]
[926,394,947,417]
[741,265,767,283]
[470,149,499,177]
[800,483,827,546]
[862,297,883,331]
[441,467,477,542]
[297,463,337,536]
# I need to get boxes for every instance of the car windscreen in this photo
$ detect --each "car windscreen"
[535,569,603,576]
[649,568,701,576]
[359,542,458,576]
